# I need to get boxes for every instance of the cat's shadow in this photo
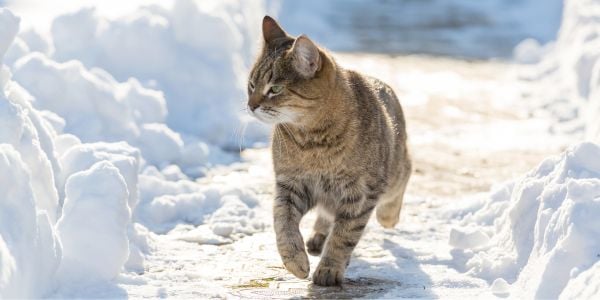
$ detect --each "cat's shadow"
[304,238,436,299]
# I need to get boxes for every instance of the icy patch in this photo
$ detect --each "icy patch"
[452,142,600,298]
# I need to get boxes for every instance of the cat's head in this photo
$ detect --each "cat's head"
[247,16,327,126]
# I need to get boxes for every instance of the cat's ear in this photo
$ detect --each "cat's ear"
[262,16,287,44]
[290,35,321,78]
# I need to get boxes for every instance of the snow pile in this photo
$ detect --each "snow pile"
[135,170,266,237]
[524,0,600,142]
[0,145,61,298]
[48,0,269,147]
[451,142,600,298]
[0,8,147,297]
[10,52,234,174]
[56,161,131,282]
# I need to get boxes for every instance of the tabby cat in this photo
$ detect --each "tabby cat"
[247,16,411,286]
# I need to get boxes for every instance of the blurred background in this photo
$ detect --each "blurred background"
[5,0,563,58]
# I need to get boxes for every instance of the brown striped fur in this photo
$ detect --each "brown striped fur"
[247,16,411,286]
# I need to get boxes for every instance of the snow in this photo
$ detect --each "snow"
[56,161,131,282]
[451,142,600,298]
[0,8,19,59]
[47,0,269,147]
[561,261,600,299]
[0,145,61,298]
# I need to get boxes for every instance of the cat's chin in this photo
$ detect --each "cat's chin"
[252,109,299,125]
[251,111,280,125]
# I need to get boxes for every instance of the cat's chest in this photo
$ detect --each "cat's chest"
[271,140,349,173]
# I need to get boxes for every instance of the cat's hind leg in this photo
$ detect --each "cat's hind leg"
[306,210,332,256]
[376,161,411,228]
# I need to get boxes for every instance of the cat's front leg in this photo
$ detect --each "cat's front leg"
[273,181,313,279]
[312,194,374,286]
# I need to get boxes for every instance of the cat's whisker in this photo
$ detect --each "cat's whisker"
[239,120,249,154]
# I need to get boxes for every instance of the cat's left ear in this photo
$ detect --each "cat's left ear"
[290,35,321,78]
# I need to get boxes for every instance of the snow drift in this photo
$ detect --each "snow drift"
[451,142,600,298]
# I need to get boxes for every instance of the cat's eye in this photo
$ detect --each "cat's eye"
[248,82,255,92]
[269,85,284,95]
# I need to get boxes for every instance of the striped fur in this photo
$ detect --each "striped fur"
[248,16,412,286]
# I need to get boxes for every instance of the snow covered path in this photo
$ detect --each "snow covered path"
[55,54,568,299]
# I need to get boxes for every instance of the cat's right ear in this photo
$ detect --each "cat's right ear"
[290,35,321,78]
[262,16,287,44]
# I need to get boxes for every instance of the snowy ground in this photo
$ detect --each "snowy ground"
[48,54,569,298]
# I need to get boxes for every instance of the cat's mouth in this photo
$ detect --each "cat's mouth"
[251,106,298,125]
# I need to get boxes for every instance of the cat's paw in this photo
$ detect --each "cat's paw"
[282,251,309,279]
[376,205,400,228]
[306,233,327,256]
[312,263,344,286]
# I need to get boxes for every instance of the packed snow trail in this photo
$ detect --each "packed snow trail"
[49,54,567,298]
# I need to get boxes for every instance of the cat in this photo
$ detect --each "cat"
[247,16,412,286]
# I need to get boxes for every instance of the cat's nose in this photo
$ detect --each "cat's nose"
[249,103,260,112]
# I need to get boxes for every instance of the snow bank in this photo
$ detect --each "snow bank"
[452,142,600,298]
[0,8,149,296]
[49,0,269,147]
[0,145,61,298]
[524,0,600,142]
[0,11,62,298]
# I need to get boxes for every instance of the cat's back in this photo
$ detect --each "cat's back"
[342,69,407,143]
